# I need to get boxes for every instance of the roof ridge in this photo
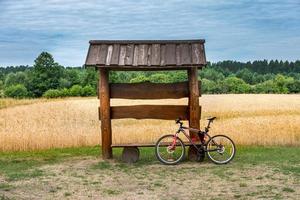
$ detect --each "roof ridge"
[89,39,205,44]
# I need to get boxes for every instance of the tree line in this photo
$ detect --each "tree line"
[0,52,299,98]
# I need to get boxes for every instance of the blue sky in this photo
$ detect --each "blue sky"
[0,0,299,67]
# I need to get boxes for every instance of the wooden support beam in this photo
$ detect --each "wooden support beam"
[99,68,112,159]
[188,67,201,161]
[188,67,200,137]
[110,105,193,120]
[110,82,201,99]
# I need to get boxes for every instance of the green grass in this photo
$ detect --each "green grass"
[282,187,295,193]
[0,145,299,181]
[103,189,121,195]
[0,146,100,181]
[234,146,300,175]
[64,192,72,197]
[90,161,111,170]
[0,183,13,191]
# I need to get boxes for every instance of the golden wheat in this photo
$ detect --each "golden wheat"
[0,98,52,109]
[0,94,299,151]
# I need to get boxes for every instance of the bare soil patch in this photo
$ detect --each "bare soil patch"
[1,157,299,200]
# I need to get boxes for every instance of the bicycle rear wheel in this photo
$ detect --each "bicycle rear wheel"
[206,135,235,164]
[155,134,185,165]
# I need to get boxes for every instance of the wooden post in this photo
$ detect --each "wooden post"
[188,67,201,161]
[99,68,112,159]
[188,67,200,133]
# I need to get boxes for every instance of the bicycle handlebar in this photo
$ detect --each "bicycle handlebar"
[175,118,183,127]
[175,118,182,124]
[207,117,217,121]
[176,116,217,131]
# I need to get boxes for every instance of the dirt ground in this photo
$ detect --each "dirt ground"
[1,157,299,200]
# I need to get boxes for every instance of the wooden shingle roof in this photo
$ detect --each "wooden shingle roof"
[85,40,206,70]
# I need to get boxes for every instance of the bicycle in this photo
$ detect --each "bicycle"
[155,117,236,165]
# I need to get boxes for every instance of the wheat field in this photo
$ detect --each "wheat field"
[0,94,300,151]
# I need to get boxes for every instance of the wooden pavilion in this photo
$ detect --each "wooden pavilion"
[85,40,206,161]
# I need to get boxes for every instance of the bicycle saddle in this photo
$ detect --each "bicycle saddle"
[207,117,216,121]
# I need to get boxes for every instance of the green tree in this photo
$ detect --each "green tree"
[169,71,187,82]
[69,85,83,96]
[236,68,253,84]
[4,72,28,87]
[200,68,225,81]
[129,75,149,83]
[273,74,294,93]
[251,73,265,84]
[81,85,96,96]
[4,84,28,98]
[0,81,4,98]
[201,78,219,94]
[149,73,170,83]
[221,77,251,93]
[60,88,70,97]
[254,80,279,93]
[65,68,82,86]
[81,68,98,88]
[43,89,62,98]
[286,80,300,93]
[28,52,63,97]
[59,78,71,89]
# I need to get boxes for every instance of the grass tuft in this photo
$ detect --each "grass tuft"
[90,161,111,170]
[282,187,295,193]
[103,189,121,195]
[0,183,13,191]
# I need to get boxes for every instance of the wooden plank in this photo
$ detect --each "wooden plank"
[111,142,201,147]
[147,45,152,66]
[188,67,200,139]
[132,45,139,66]
[99,69,112,159]
[111,105,190,120]
[112,143,155,147]
[110,82,201,99]
[110,44,120,65]
[86,45,100,65]
[105,45,113,65]
[175,44,181,65]
[200,43,206,64]
[160,45,166,66]
[125,44,134,65]
[118,45,126,66]
[137,44,148,65]
[191,43,201,64]
[180,44,192,65]
[151,44,160,65]
[95,65,201,70]
[97,44,108,65]
[165,44,176,65]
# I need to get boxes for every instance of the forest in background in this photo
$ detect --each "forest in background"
[0,52,300,98]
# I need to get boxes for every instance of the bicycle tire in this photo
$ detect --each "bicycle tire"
[155,134,186,165]
[206,135,236,164]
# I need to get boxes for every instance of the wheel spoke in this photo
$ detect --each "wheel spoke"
[207,135,235,164]
[155,135,185,165]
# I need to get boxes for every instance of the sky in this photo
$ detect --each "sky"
[0,0,299,67]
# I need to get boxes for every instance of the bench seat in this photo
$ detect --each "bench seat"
[111,142,202,148]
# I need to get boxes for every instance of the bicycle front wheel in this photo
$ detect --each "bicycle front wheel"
[155,134,185,165]
[207,135,236,164]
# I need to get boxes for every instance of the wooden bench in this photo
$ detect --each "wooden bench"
[112,143,202,163]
